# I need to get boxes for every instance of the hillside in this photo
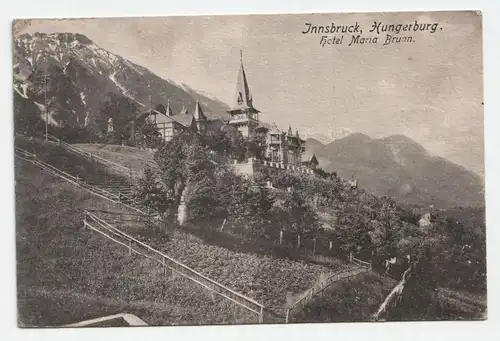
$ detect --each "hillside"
[13,32,230,136]
[15,138,367,324]
[15,158,261,326]
[16,134,486,323]
[304,133,484,208]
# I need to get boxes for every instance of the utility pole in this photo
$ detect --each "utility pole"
[147,81,155,124]
[44,75,48,140]
[149,95,155,123]
[35,74,51,140]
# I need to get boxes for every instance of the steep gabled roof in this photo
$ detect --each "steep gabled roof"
[155,112,172,124]
[172,113,195,127]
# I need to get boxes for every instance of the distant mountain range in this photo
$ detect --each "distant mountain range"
[13,32,230,131]
[304,133,484,208]
[301,128,354,145]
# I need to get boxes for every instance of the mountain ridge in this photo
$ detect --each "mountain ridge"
[13,32,230,134]
[305,133,483,208]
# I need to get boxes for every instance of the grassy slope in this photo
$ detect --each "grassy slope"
[15,137,132,183]
[293,272,396,323]
[15,159,258,326]
[74,143,156,171]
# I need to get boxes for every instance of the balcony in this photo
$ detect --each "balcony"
[228,116,258,125]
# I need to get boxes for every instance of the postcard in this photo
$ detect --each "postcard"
[12,10,485,327]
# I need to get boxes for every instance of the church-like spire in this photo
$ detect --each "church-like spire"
[180,103,188,115]
[288,125,293,135]
[166,99,173,116]
[193,100,207,121]
[232,50,254,110]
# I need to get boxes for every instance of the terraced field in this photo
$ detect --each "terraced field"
[94,210,348,316]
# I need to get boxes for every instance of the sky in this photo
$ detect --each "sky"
[14,11,484,176]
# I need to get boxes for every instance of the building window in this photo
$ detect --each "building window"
[271,150,279,162]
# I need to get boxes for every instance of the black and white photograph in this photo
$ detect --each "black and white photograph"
[12,10,486,327]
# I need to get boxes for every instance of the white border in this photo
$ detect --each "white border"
[2,1,499,341]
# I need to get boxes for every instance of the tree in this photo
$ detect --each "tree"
[183,141,219,222]
[135,121,162,149]
[314,168,337,180]
[276,190,320,236]
[203,130,233,157]
[13,91,46,136]
[230,131,247,162]
[132,166,170,214]
[99,92,139,143]
[154,132,192,220]
[245,132,267,159]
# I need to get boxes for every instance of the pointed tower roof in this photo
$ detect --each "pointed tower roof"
[287,125,293,135]
[180,103,188,115]
[309,154,319,165]
[230,50,259,112]
[193,100,207,121]
[166,99,173,116]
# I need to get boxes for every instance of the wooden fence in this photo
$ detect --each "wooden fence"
[372,263,417,321]
[83,210,266,323]
[350,252,373,271]
[285,266,369,323]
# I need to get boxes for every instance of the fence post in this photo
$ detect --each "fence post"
[329,241,332,251]
[349,252,353,263]
[76,175,79,185]
[279,229,283,245]
[297,235,301,249]
[285,308,290,323]
[90,153,93,162]
[209,284,216,301]
[128,239,132,256]
[313,238,316,256]
[259,307,264,324]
